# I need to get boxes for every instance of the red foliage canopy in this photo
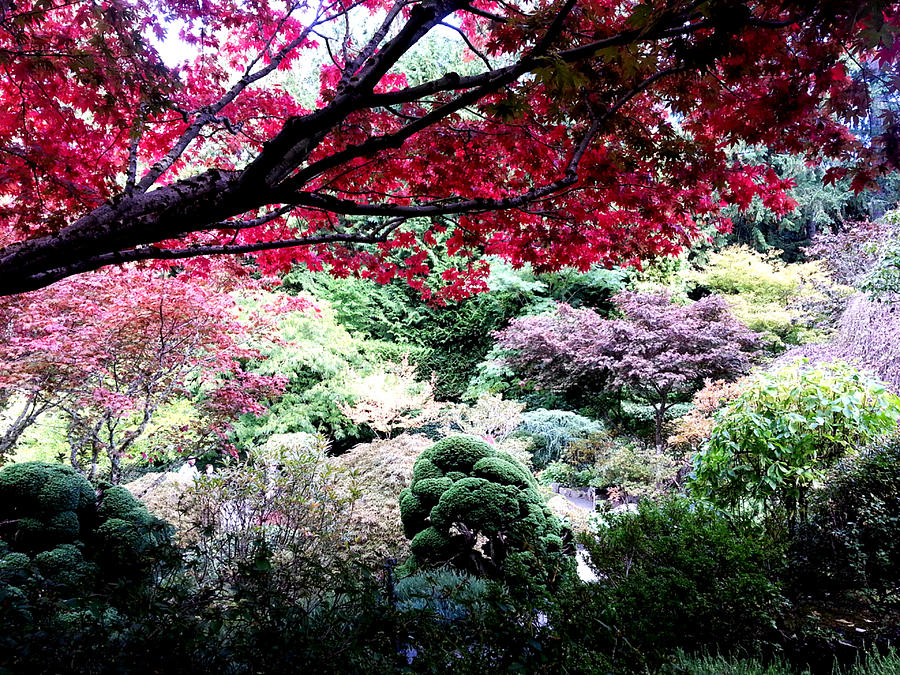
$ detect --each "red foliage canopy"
[1,0,898,299]
[0,269,293,480]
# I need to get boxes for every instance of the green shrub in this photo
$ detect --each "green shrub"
[0,462,95,552]
[583,499,785,671]
[790,435,900,596]
[0,461,184,674]
[690,360,900,528]
[538,461,577,486]
[399,435,574,587]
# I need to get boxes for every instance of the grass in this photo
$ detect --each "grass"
[671,649,900,675]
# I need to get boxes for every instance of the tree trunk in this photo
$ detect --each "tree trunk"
[653,400,669,452]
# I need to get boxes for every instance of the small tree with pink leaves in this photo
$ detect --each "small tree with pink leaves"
[0,269,290,482]
[496,292,761,449]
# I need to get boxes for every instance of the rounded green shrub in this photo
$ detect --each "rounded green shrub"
[0,461,175,584]
[412,477,454,502]
[410,527,455,559]
[429,477,520,533]
[34,544,97,587]
[412,457,443,481]
[0,462,95,514]
[399,435,574,586]
[0,463,96,552]
[472,455,534,489]
[429,436,493,473]
[98,486,154,524]
[0,552,31,582]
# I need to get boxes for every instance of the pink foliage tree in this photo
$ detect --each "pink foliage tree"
[496,292,760,448]
[0,269,291,482]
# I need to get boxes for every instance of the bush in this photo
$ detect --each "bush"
[394,568,489,621]
[583,499,785,671]
[516,409,605,468]
[0,462,94,551]
[0,462,175,578]
[668,378,748,454]
[233,298,436,449]
[690,360,900,528]
[0,462,183,674]
[439,394,525,445]
[689,245,851,352]
[328,433,434,564]
[790,435,900,597]
[399,436,574,588]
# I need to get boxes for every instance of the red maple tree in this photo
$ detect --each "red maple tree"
[1,0,897,299]
[0,269,291,481]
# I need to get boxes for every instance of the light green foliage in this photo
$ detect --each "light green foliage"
[234,296,423,448]
[595,444,682,496]
[284,265,521,400]
[2,407,68,464]
[538,461,577,486]
[128,397,207,464]
[690,360,900,524]
[567,433,684,498]
[400,436,572,584]
[516,409,605,467]
[689,246,851,352]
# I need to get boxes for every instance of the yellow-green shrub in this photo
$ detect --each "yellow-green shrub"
[690,246,851,352]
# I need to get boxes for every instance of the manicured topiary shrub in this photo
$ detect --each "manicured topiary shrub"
[0,462,95,552]
[399,436,574,586]
[0,462,175,586]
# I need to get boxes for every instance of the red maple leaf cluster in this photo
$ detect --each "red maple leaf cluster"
[0,0,897,298]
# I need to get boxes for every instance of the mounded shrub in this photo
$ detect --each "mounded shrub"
[399,435,574,587]
[790,435,900,595]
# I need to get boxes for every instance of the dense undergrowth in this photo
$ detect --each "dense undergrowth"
[3,211,900,672]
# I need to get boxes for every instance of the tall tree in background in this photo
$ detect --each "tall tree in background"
[0,0,898,298]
